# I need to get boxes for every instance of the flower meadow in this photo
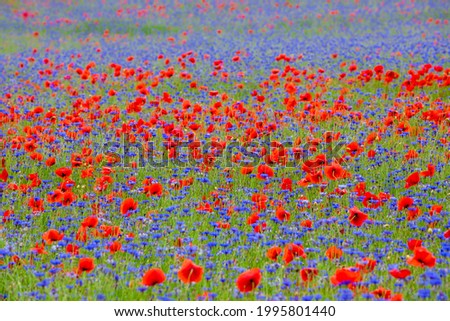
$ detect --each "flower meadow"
[0,0,449,302]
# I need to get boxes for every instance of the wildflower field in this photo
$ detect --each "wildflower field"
[0,0,449,301]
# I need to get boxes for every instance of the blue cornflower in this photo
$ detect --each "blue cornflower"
[417,288,431,299]
[336,288,353,301]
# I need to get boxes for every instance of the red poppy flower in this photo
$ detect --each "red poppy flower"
[142,268,166,286]
[356,257,377,273]
[407,239,422,251]
[407,247,436,268]
[325,246,343,260]
[299,92,312,101]
[420,163,435,177]
[251,193,268,211]
[378,192,391,203]
[280,178,292,191]
[108,241,122,254]
[266,246,282,261]
[62,191,76,206]
[77,257,95,275]
[216,221,230,229]
[348,207,368,227]
[398,197,414,210]
[55,167,72,179]
[66,243,79,255]
[282,243,306,265]
[444,229,450,239]
[0,168,8,182]
[59,179,75,192]
[47,189,63,203]
[254,222,267,233]
[371,287,391,300]
[178,259,204,284]
[196,202,212,213]
[42,229,64,245]
[275,207,291,221]
[330,267,361,286]
[404,149,418,160]
[240,166,254,175]
[236,268,261,293]
[346,141,362,157]
[81,216,98,228]
[300,219,313,228]
[247,212,260,225]
[404,172,420,189]
[256,164,274,180]
[2,210,13,223]
[324,162,346,180]
[429,205,443,216]
[29,197,44,213]
[144,182,163,197]
[389,268,411,279]
[45,157,56,167]
[362,192,381,209]
[354,182,366,196]
[390,294,403,301]
[76,226,88,242]
[120,198,138,216]
[308,170,324,183]
[407,207,421,221]
[300,268,318,283]
[99,225,121,237]
[31,242,47,255]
